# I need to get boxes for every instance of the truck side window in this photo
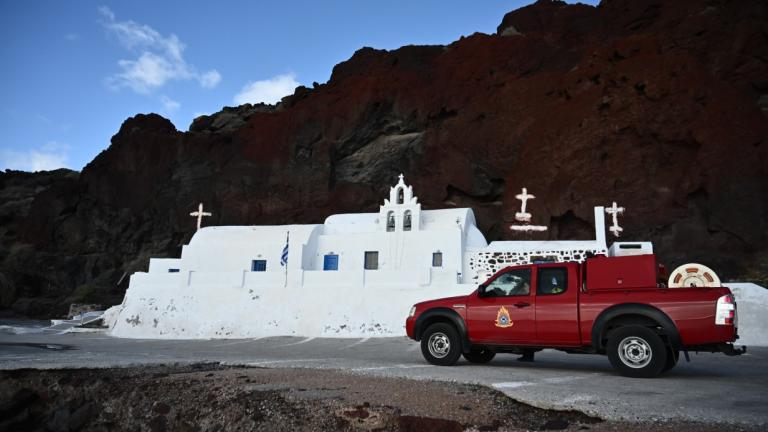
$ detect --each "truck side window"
[483,269,531,297]
[538,267,567,295]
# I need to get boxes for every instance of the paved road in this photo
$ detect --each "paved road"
[0,332,764,426]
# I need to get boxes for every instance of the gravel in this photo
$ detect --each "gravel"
[0,363,760,431]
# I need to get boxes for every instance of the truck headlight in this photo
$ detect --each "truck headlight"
[408,306,416,317]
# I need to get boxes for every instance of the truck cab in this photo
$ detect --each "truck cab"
[405,254,744,378]
[465,262,580,346]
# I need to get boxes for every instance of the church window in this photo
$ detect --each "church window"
[364,251,379,270]
[404,210,412,231]
[251,260,267,272]
[168,268,180,273]
[386,211,395,232]
[323,254,339,271]
[432,252,443,267]
[396,187,404,204]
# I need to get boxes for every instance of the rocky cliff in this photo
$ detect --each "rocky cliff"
[2,0,767,317]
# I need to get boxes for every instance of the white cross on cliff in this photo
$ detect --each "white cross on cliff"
[605,201,625,237]
[190,203,212,231]
[510,187,548,232]
[515,187,535,222]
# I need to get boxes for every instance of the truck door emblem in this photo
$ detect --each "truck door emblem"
[495,306,513,328]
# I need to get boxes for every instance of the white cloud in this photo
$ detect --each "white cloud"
[112,52,178,93]
[65,33,79,41]
[1,141,70,172]
[160,95,180,112]
[234,73,300,105]
[99,6,220,93]
[97,5,114,21]
[199,70,221,88]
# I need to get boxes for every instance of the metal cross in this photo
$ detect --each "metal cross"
[515,187,535,222]
[190,202,212,231]
[605,201,625,237]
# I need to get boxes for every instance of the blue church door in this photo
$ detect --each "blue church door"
[323,254,339,271]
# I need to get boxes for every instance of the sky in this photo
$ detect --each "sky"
[0,1,598,172]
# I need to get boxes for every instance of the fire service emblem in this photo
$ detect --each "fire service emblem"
[494,306,513,328]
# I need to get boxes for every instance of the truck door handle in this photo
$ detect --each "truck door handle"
[514,302,531,308]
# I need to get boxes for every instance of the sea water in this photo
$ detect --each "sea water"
[0,318,50,335]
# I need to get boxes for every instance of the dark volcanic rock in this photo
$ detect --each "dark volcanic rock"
[189,103,276,134]
[497,0,596,37]
[1,0,767,317]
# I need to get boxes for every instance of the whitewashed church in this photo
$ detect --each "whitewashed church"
[107,175,648,339]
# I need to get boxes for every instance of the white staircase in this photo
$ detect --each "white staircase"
[47,311,105,332]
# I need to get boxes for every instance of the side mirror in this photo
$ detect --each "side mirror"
[478,284,487,297]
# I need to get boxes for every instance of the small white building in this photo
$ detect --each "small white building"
[109,175,631,339]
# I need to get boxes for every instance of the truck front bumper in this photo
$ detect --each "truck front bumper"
[405,316,416,340]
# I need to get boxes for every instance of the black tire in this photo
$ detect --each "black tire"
[420,323,462,366]
[606,325,668,378]
[662,347,679,373]
[463,348,496,364]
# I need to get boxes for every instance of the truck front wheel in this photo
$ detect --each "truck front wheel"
[606,325,668,378]
[421,323,462,366]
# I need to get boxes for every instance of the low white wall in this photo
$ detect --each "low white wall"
[129,272,183,288]
[189,271,244,287]
[302,270,359,286]
[109,280,476,339]
[727,283,768,347]
[364,269,424,286]
[244,271,284,287]
[431,268,460,285]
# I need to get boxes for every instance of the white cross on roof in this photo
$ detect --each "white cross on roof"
[605,201,625,237]
[190,202,212,231]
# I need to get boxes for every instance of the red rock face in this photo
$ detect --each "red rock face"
[1,0,767,316]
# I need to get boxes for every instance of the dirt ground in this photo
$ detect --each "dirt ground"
[0,364,759,431]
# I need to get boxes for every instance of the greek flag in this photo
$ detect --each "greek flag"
[280,232,289,266]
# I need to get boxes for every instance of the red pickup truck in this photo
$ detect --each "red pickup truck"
[405,254,745,377]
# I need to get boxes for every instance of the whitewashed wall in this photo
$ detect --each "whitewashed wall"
[109,274,477,339]
[110,213,480,339]
[312,230,463,273]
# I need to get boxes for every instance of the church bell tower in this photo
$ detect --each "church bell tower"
[380,174,421,232]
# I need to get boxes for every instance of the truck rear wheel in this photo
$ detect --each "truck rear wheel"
[463,348,495,364]
[421,323,462,366]
[607,325,667,378]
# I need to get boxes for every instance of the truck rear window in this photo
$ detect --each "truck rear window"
[538,267,567,295]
